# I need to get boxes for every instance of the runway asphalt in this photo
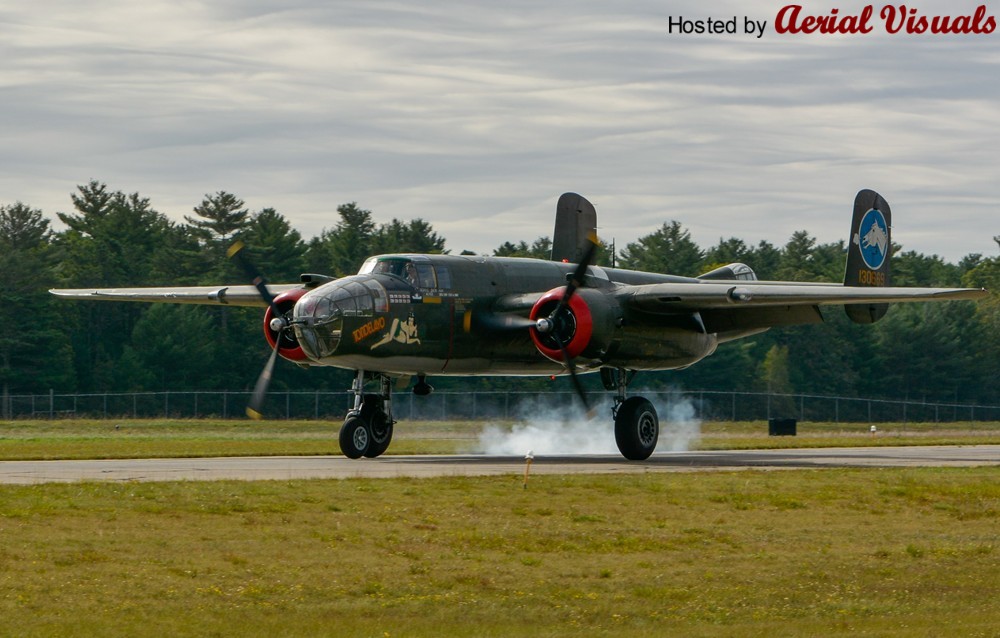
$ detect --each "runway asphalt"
[0,445,997,484]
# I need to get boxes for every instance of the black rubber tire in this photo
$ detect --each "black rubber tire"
[614,396,658,460]
[364,413,393,458]
[358,394,393,458]
[339,414,370,459]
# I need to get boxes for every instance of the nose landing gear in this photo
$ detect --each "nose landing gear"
[339,370,395,459]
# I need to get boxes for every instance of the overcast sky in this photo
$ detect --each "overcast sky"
[2,1,998,264]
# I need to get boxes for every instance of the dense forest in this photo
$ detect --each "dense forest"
[1,180,998,406]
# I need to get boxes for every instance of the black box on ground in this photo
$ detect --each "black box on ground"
[768,418,797,436]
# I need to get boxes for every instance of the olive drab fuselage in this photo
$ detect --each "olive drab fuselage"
[288,253,723,377]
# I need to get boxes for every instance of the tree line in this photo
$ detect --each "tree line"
[1,180,997,407]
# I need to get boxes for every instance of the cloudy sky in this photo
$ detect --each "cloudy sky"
[2,0,998,263]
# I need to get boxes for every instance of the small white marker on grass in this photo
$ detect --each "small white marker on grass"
[523,450,534,489]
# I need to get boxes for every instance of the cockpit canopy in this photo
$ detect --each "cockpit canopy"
[359,256,452,290]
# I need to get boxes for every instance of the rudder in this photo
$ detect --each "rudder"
[551,193,597,263]
[844,189,892,324]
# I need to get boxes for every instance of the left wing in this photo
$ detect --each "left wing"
[48,284,304,307]
[626,281,988,313]
[625,281,988,333]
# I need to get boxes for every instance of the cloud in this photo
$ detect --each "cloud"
[1,0,997,261]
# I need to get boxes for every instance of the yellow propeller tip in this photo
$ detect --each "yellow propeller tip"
[246,407,263,420]
[226,241,245,259]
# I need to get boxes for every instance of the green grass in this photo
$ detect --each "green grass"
[0,418,998,460]
[1,468,998,636]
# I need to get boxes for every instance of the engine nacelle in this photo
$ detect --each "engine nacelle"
[528,287,617,363]
[263,288,309,362]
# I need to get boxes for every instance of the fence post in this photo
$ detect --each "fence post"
[49,389,54,419]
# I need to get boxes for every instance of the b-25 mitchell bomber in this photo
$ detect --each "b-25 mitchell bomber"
[51,190,988,460]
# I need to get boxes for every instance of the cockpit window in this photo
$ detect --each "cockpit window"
[415,263,435,288]
[358,257,451,290]
[363,280,389,312]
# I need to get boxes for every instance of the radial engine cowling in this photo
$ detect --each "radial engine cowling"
[528,287,617,364]
[263,288,309,362]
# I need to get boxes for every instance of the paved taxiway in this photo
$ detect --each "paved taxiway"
[0,445,996,484]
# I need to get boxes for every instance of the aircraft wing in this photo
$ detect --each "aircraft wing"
[626,281,988,313]
[48,284,304,307]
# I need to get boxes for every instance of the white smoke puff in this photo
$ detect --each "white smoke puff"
[476,395,619,455]
[473,389,702,456]
[659,392,701,452]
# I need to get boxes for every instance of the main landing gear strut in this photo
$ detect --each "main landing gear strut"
[339,370,395,459]
[602,367,659,461]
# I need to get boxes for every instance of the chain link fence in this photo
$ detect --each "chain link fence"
[3,389,998,423]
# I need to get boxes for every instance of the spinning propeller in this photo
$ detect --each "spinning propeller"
[472,233,600,415]
[535,232,599,415]
[227,240,288,419]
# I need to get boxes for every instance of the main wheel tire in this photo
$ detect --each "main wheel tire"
[339,414,370,459]
[614,397,658,460]
[364,413,393,458]
[358,394,393,458]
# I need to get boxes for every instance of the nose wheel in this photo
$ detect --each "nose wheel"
[339,371,395,459]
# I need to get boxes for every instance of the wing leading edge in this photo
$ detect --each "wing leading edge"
[627,281,987,314]
[48,284,304,307]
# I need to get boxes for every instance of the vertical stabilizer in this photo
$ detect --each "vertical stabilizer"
[551,193,597,263]
[844,189,892,324]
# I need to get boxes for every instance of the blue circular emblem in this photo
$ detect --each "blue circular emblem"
[857,208,888,271]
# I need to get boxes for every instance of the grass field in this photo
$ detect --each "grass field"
[1,419,997,636]
[1,468,998,637]
[1,418,999,460]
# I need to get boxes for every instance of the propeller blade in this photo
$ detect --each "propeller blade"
[549,231,599,320]
[246,328,283,420]
[227,240,279,314]
[556,338,595,419]
[228,242,289,420]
